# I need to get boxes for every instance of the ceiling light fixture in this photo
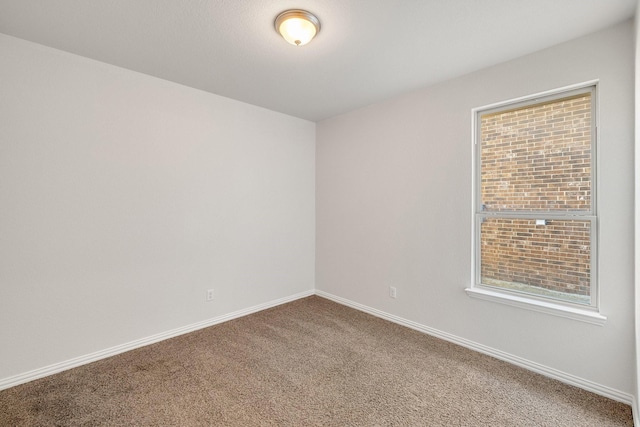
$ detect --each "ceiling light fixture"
[274,9,320,46]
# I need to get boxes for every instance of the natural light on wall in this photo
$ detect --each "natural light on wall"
[275,9,320,46]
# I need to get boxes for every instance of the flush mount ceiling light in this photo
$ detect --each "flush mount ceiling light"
[274,9,320,46]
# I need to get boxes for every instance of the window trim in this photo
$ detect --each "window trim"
[466,81,605,325]
[465,287,607,326]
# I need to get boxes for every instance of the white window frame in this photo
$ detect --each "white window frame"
[465,81,606,326]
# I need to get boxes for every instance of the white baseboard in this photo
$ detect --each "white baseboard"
[315,290,634,406]
[2,287,635,413]
[0,290,314,391]
[633,396,639,427]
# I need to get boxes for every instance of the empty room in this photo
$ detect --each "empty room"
[1,1,639,425]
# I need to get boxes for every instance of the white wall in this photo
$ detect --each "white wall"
[634,0,640,418]
[317,21,634,396]
[0,34,315,381]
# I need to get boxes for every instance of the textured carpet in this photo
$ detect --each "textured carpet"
[0,296,633,426]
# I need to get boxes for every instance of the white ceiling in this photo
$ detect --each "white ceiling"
[0,0,636,122]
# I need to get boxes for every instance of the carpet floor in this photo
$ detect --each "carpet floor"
[0,296,633,426]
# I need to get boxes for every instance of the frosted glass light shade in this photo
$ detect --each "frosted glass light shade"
[275,10,320,46]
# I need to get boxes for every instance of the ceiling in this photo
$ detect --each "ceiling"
[0,0,636,122]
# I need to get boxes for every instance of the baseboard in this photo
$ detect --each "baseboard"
[0,289,315,391]
[3,288,634,412]
[315,290,634,406]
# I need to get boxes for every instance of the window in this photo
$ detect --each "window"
[467,83,605,324]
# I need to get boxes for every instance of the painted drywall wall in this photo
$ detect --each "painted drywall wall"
[0,34,315,380]
[634,0,640,419]
[317,20,634,395]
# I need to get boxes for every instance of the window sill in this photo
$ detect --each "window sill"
[465,287,607,326]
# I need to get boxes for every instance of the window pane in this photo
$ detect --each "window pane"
[480,218,591,305]
[480,93,591,212]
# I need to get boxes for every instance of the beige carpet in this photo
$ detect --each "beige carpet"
[0,296,633,426]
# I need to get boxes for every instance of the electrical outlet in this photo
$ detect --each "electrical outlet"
[389,286,397,299]
[206,289,214,301]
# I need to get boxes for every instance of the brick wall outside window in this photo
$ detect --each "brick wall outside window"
[479,93,592,297]
[480,218,591,296]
